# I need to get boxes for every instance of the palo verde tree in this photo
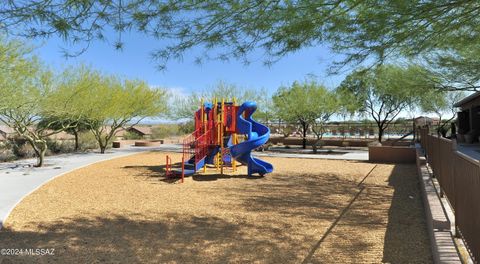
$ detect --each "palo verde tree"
[38,117,92,152]
[310,89,339,141]
[419,90,466,136]
[0,40,85,167]
[2,1,480,87]
[273,80,337,149]
[338,65,435,142]
[75,71,168,154]
[169,81,269,121]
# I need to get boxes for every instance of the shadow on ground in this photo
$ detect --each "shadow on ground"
[0,156,432,263]
[123,163,260,183]
[0,213,290,263]
[382,164,432,263]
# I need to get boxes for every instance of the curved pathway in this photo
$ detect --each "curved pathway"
[0,144,178,229]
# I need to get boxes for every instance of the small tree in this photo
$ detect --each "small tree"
[39,118,91,151]
[338,65,434,142]
[273,80,337,149]
[0,40,84,167]
[420,91,466,136]
[311,90,339,140]
[169,81,260,121]
[77,74,168,153]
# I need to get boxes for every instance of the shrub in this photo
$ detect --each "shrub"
[123,131,143,140]
[46,139,75,154]
[178,121,194,135]
[152,123,181,139]
[78,132,99,151]
[10,137,36,158]
[0,141,15,162]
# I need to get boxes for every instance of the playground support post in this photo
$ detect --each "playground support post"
[220,98,225,175]
[165,155,171,178]
[203,107,207,173]
[200,98,207,173]
[200,98,204,134]
[232,97,237,172]
[214,97,220,171]
[181,156,185,183]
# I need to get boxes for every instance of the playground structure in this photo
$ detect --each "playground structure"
[165,99,274,182]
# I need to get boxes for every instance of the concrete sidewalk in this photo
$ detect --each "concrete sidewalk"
[256,150,368,160]
[152,143,369,161]
[0,145,174,229]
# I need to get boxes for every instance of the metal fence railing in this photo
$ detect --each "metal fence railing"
[268,121,416,140]
[419,128,479,262]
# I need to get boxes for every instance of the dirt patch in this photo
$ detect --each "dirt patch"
[0,152,431,263]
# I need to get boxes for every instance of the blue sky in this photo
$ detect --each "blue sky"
[32,30,346,97]
[29,30,444,123]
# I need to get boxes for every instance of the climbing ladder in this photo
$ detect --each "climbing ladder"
[165,128,214,182]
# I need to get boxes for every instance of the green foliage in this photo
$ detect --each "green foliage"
[39,117,93,151]
[419,91,466,121]
[273,80,339,147]
[170,81,272,122]
[57,65,169,153]
[77,131,99,151]
[0,39,84,166]
[337,65,435,141]
[0,41,168,165]
[178,121,195,135]
[151,124,180,139]
[122,131,144,140]
[0,141,15,162]
[8,136,36,158]
[419,90,465,136]
[273,80,337,124]
[1,1,480,90]
[46,139,75,154]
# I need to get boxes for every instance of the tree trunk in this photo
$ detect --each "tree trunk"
[92,130,108,154]
[99,142,106,154]
[301,122,309,149]
[36,143,47,167]
[378,126,384,142]
[312,137,322,154]
[74,130,79,151]
[31,140,47,167]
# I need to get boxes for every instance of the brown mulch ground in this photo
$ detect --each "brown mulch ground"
[0,152,432,263]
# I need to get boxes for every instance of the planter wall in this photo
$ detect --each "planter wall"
[368,146,416,163]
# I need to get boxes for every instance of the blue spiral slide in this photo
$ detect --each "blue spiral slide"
[229,101,274,176]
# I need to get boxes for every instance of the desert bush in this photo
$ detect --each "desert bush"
[0,141,16,162]
[10,137,36,158]
[46,139,76,154]
[78,132,99,151]
[178,121,194,135]
[123,131,143,140]
[152,124,181,139]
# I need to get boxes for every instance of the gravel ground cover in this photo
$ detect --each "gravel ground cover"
[0,152,431,263]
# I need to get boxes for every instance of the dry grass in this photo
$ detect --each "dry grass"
[0,152,432,263]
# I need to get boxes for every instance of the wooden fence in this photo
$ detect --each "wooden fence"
[419,128,480,262]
